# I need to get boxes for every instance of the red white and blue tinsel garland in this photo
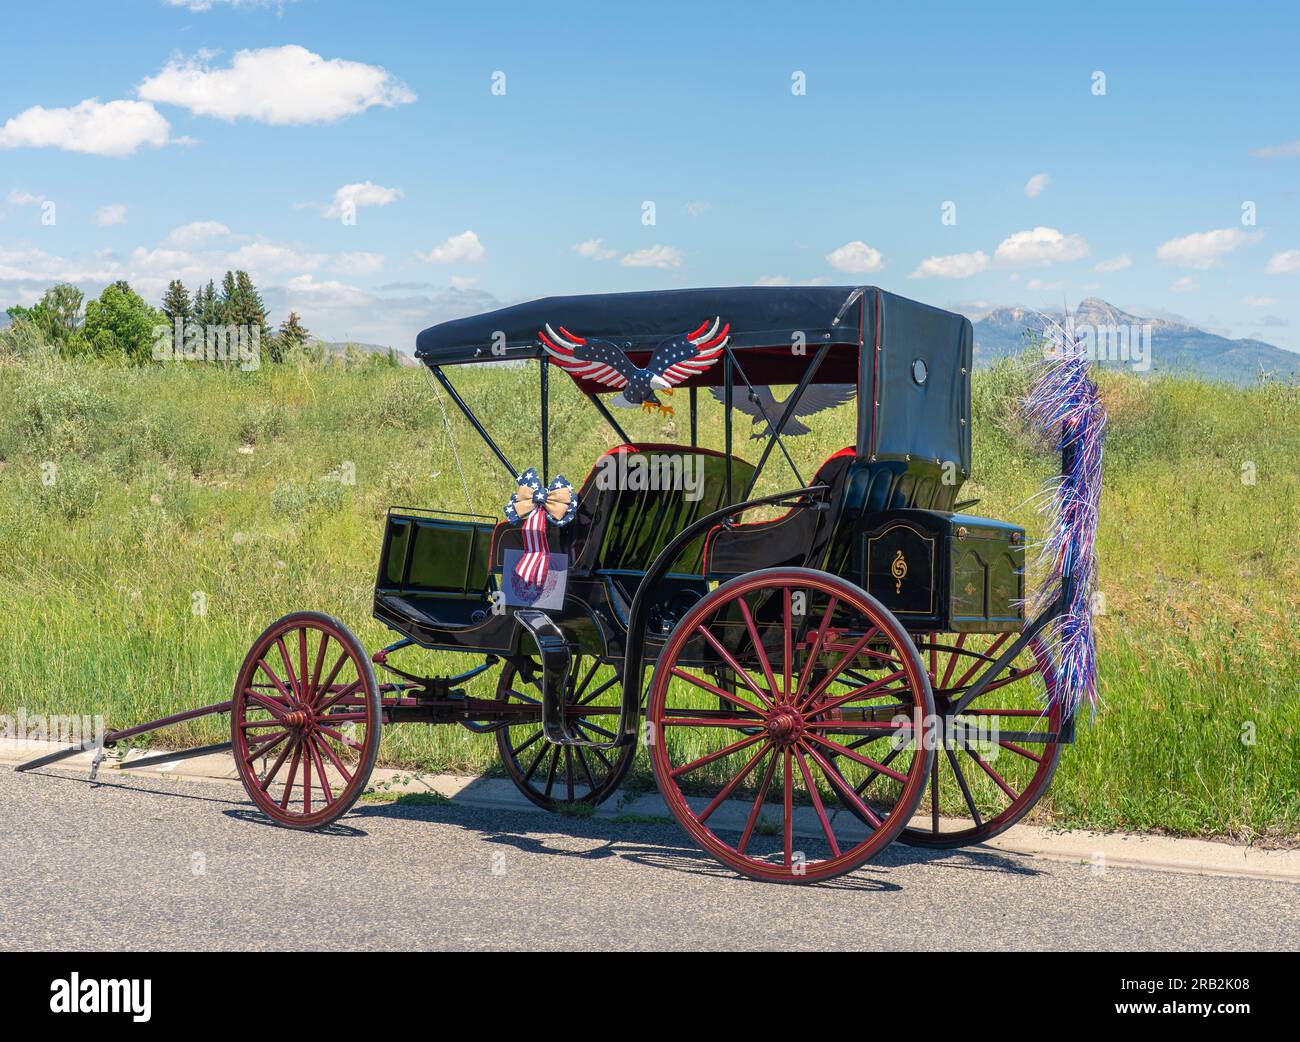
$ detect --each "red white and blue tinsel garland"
[1023,319,1107,716]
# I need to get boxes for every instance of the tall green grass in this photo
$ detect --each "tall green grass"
[1,352,1296,842]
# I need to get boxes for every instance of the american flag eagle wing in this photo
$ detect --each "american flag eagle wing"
[646,317,730,388]
[538,325,637,389]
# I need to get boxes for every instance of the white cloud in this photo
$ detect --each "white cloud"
[165,0,297,9]
[1094,254,1132,274]
[994,227,1089,268]
[1027,278,1066,291]
[1156,228,1261,269]
[450,275,479,291]
[228,239,326,274]
[95,203,127,227]
[910,250,988,279]
[1250,139,1300,159]
[1242,295,1276,306]
[1265,250,1300,274]
[0,98,170,157]
[754,275,831,286]
[683,200,711,218]
[138,45,415,125]
[573,238,617,261]
[1171,276,1200,293]
[620,244,682,269]
[7,189,44,206]
[1023,173,1051,198]
[332,251,385,276]
[322,181,402,219]
[419,230,486,264]
[165,220,233,247]
[826,240,884,274]
[0,242,122,284]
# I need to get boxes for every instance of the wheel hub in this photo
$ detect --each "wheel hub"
[766,706,805,746]
[284,708,311,730]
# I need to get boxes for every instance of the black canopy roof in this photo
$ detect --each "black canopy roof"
[416,285,972,471]
[416,286,869,369]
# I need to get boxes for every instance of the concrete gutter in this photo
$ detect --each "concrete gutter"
[4,738,1298,884]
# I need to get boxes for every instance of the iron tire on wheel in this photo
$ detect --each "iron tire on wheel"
[647,567,934,885]
[495,656,635,812]
[231,611,381,830]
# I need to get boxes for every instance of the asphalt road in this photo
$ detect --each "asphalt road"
[2,767,1296,951]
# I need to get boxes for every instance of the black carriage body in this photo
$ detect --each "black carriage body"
[374,284,1023,663]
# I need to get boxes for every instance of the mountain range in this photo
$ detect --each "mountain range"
[970,298,1298,385]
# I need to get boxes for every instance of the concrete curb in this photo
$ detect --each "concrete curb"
[4,738,1298,884]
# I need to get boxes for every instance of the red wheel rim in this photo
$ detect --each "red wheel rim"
[896,634,1062,847]
[647,568,934,884]
[231,613,380,829]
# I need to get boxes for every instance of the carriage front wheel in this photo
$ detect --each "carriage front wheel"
[231,612,381,829]
[647,568,934,884]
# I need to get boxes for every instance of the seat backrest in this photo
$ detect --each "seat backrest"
[570,443,755,574]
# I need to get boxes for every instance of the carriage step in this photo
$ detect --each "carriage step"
[513,608,595,747]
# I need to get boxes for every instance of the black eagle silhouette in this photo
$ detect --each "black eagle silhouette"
[709,383,857,438]
[538,318,729,416]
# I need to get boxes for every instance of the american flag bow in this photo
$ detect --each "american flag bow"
[504,468,578,588]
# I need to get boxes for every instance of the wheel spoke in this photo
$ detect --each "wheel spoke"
[246,690,291,721]
[698,741,771,824]
[793,595,838,703]
[317,679,362,714]
[297,629,309,706]
[660,715,764,730]
[692,627,774,710]
[804,731,910,784]
[278,742,303,809]
[782,749,794,868]
[315,732,355,784]
[575,746,598,790]
[797,629,882,709]
[276,638,301,702]
[258,737,295,789]
[245,731,288,766]
[254,659,294,702]
[795,747,840,857]
[542,748,561,798]
[307,738,333,804]
[945,745,983,827]
[576,675,618,707]
[737,747,779,855]
[521,741,550,783]
[803,670,910,718]
[781,587,793,700]
[308,631,330,706]
[670,732,766,779]
[999,739,1044,763]
[959,740,1020,802]
[938,633,967,690]
[950,633,1009,690]
[510,729,544,758]
[669,667,766,717]
[799,740,883,829]
[737,597,781,706]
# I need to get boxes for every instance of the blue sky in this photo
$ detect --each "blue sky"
[1,0,1297,353]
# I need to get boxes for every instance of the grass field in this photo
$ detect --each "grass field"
[1,349,1296,843]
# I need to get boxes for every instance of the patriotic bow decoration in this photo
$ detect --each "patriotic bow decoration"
[504,468,578,588]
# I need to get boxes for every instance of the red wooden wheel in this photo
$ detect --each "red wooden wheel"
[495,655,635,811]
[896,634,1063,847]
[231,612,381,829]
[647,568,934,884]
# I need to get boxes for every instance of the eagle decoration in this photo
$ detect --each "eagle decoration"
[537,317,731,416]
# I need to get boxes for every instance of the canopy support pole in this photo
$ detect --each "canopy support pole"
[723,353,734,503]
[734,341,829,498]
[587,393,630,445]
[540,357,549,483]
[689,386,698,447]
[430,366,517,479]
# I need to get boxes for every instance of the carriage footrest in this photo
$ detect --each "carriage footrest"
[513,609,586,746]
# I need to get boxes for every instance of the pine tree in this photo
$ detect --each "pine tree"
[161,280,191,324]
[279,311,310,348]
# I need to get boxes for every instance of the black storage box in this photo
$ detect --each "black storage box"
[854,510,1025,633]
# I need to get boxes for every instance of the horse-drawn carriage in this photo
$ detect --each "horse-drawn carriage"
[20,285,1103,884]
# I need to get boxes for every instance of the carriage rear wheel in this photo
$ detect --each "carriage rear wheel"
[495,655,635,811]
[896,634,1063,847]
[647,568,934,884]
[231,612,381,829]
